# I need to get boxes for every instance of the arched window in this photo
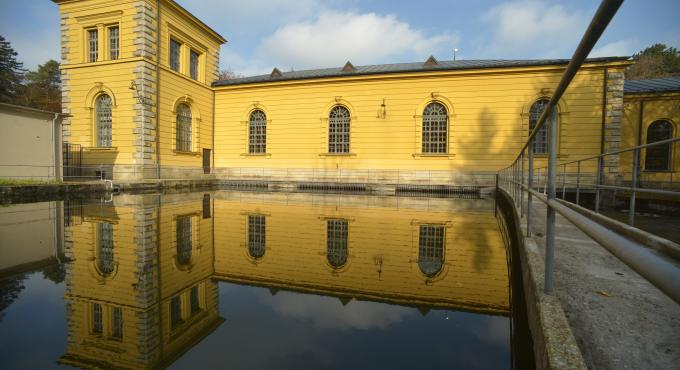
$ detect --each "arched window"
[95,94,112,147]
[97,222,114,275]
[248,215,266,259]
[248,110,267,154]
[529,99,552,154]
[176,104,192,152]
[645,120,673,171]
[422,102,448,153]
[327,219,348,268]
[328,106,350,153]
[176,216,192,266]
[418,225,444,277]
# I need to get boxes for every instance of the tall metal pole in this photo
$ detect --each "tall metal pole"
[545,108,558,294]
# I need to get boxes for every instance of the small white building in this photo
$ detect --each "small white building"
[0,103,65,181]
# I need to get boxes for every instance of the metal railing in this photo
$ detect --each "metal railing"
[497,0,680,305]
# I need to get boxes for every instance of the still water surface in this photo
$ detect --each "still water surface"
[0,191,516,369]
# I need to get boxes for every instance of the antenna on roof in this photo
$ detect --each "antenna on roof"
[453,48,459,62]
[342,61,356,72]
[270,67,282,78]
[424,55,439,67]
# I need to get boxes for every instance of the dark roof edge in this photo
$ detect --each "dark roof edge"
[212,56,631,88]
[0,102,65,117]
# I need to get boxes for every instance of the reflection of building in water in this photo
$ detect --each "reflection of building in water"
[214,192,509,314]
[59,193,223,369]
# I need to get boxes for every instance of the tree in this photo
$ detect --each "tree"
[23,59,61,112]
[626,43,680,80]
[217,68,243,81]
[0,34,25,103]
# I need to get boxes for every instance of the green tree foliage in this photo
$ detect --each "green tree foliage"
[23,59,61,112]
[626,43,680,80]
[0,34,25,103]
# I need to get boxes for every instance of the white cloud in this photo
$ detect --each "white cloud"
[481,0,588,58]
[589,39,638,57]
[254,11,458,71]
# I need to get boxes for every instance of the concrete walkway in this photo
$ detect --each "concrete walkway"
[523,199,680,369]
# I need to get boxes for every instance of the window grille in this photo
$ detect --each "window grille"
[247,215,265,259]
[418,225,444,277]
[176,216,192,266]
[111,306,123,339]
[248,110,267,154]
[95,94,112,147]
[97,222,114,275]
[88,29,98,62]
[326,219,348,268]
[190,286,200,315]
[190,49,199,80]
[109,26,119,60]
[529,99,550,154]
[645,120,673,171]
[170,38,181,72]
[92,303,103,334]
[176,104,192,151]
[422,102,448,153]
[170,296,182,329]
[328,106,350,153]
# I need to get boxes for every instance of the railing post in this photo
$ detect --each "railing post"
[527,145,534,237]
[545,108,557,294]
[576,161,581,205]
[629,147,640,226]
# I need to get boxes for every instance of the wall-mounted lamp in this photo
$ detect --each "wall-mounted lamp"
[377,98,387,119]
[129,80,154,106]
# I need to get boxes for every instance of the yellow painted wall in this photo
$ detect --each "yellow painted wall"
[214,63,627,175]
[621,92,680,187]
[213,191,509,313]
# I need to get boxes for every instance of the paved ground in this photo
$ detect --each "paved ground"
[524,200,680,370]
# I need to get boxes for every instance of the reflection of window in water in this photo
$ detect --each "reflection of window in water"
[111,307,123,339]
[171,296,182,329]
[176,216,192,265]
[327,219,348,268]
[92,303,103,334]
[418,225,444,277]
[97,222,114,274]
[190,286,201,316]
[248,215,266,259]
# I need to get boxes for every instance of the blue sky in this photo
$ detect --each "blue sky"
[1,0,678,76]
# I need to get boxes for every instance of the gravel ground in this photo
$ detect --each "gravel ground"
[527,201,680,370]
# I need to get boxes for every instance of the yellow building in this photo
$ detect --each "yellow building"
[53,0,638,185]
[621,77,680,189]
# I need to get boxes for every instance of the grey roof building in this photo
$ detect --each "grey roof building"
[624,76,680,94]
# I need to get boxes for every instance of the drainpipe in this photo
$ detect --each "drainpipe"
[155,0,162,179]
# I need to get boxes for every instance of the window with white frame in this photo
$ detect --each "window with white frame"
[418,225,444,277]
[97,222,114,275]
[529,99,551,154]
[108,26,119,60]
[170,38,181,72]
[95,94,113,147]
[190,49,200,80]
[326,219,348,268]
[328,106,350,154]
[247,215,266,259]
[422,102,448,153]
[645,120,673,171]
[176,215,192,266]
[92,303,103,334]
[190,285,201,315]
[248,110,267,154]
[111,306,123,339]
[88,29,98,62]
[176,104,192,152]
[170,296,182,329]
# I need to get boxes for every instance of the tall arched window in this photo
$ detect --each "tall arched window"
[248,110,267,154]
[176,104,192,152]
[248,215,266,259]
[418,225,444,277]
[328,106,350,154]
[97,222,114,275]
[176,216,192,266]
[529,99,551,154]
[645,120,673,171]
[327,219,348,268]
[422,102,448,153]
[95,94,112,147]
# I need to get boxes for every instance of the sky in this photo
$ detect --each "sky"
[1,0,678,77]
